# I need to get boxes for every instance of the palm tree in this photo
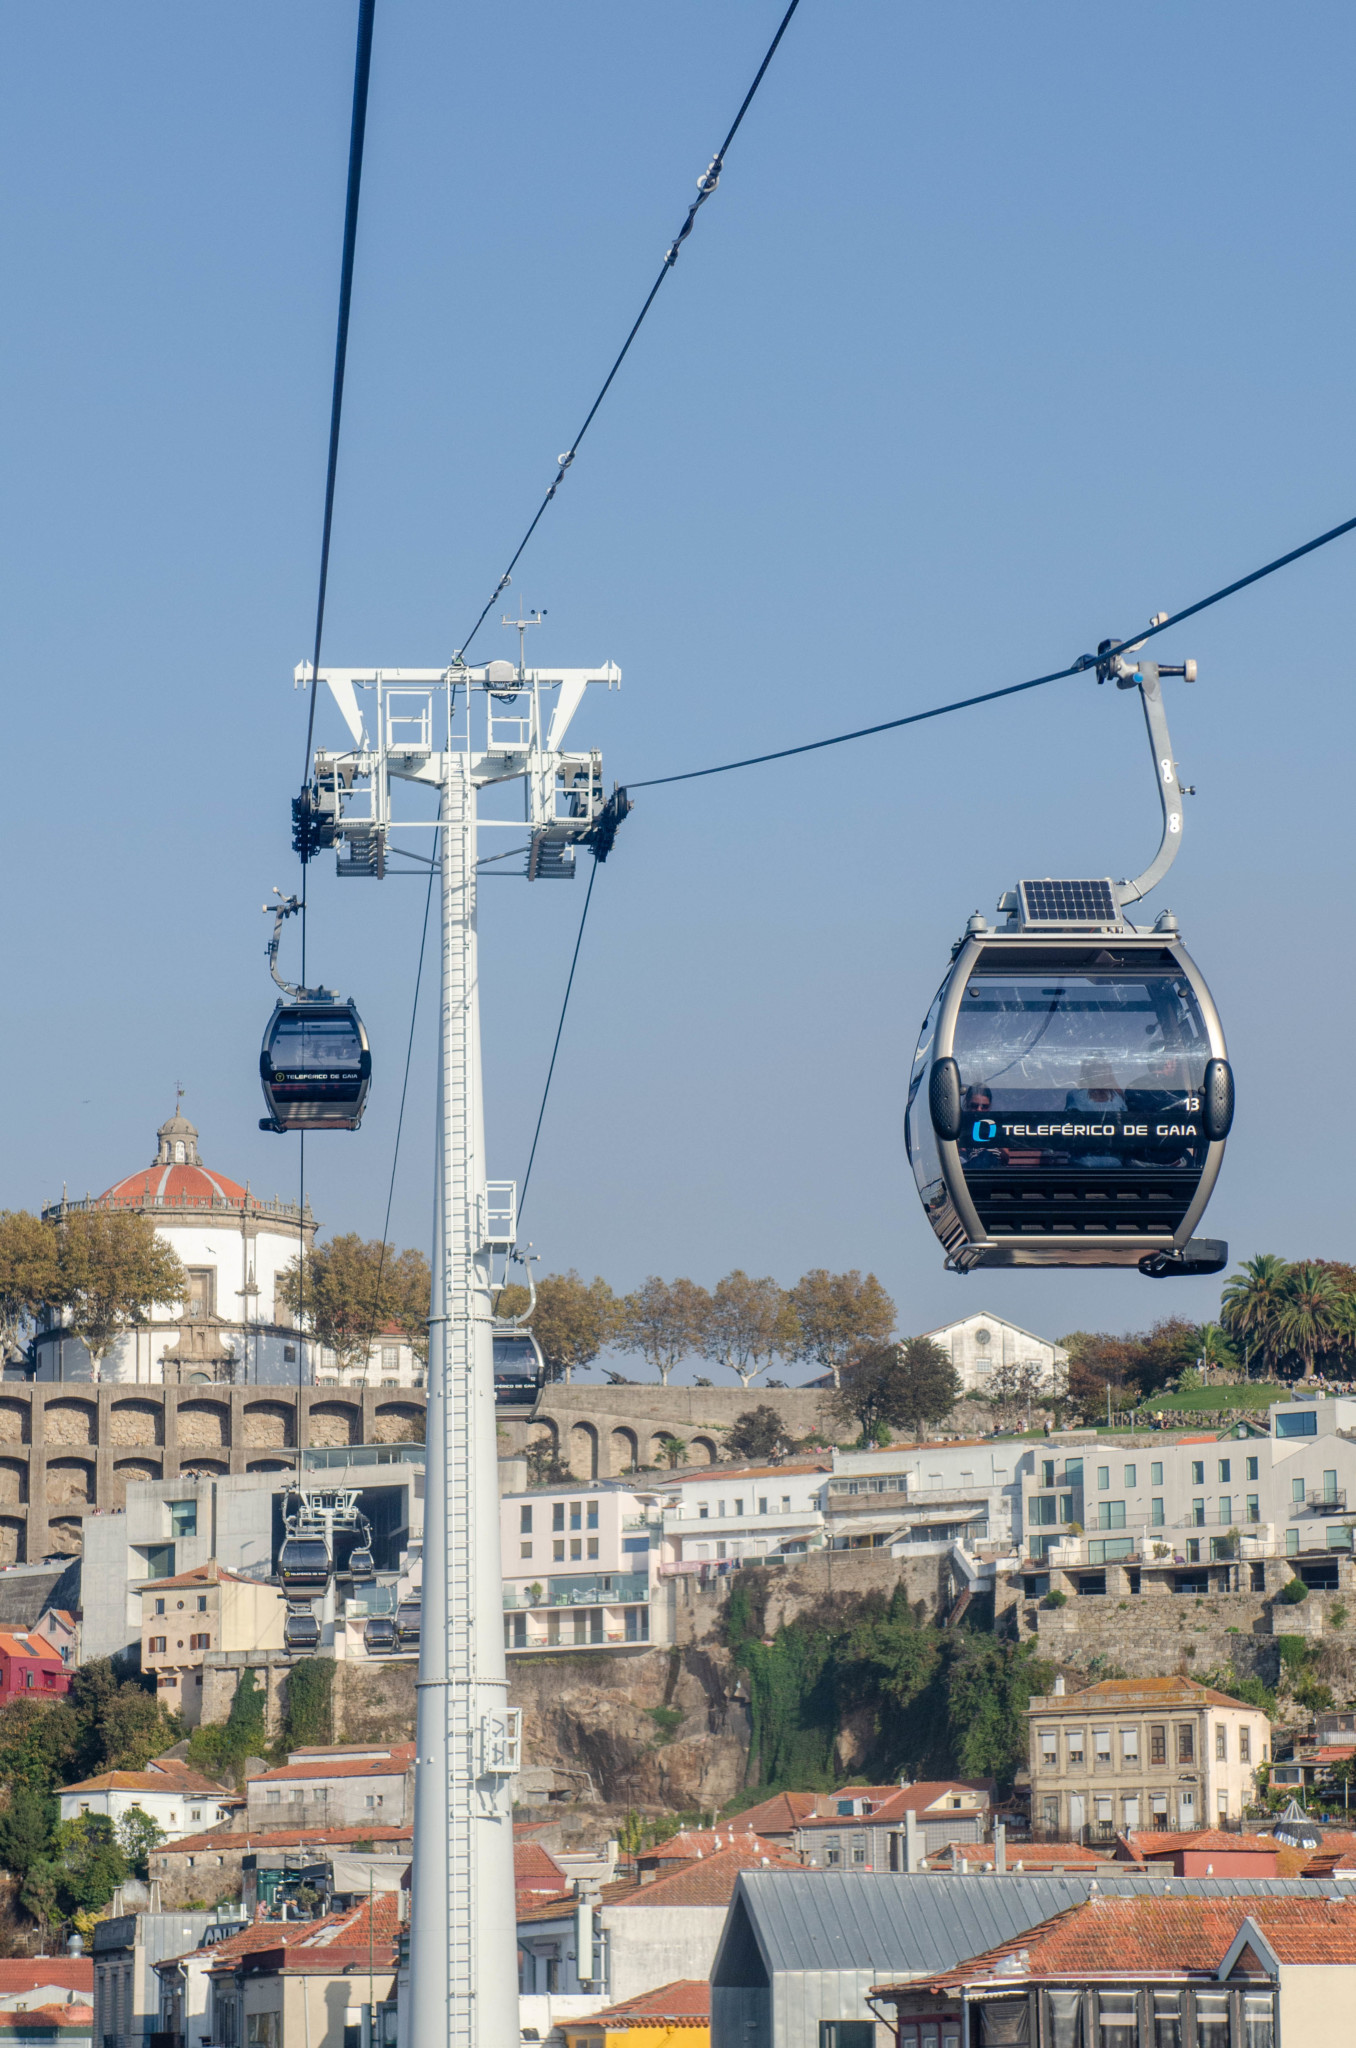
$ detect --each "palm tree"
[1195,1323,1237,1379]
[1274,1264,1345,1380]
[1220,1254,1291,1377]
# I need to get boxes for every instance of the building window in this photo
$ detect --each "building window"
[1121,1728,1139,1765]
[169,1501,197,1539]
[1150,1462,1163,1486]
[569,1503,581,1531]
[1176,1723,1195,1764]
[149,1636,166,1654]
[1215,1724,1227,1761]
[1191,1500,1205,1526]
[381,1346,399,1371]
[1219,1496,1233,1525]
[1150,1724,1167,1764]
[1293,1477,1306,1504]
[1246,1456,1259,1481]
[552,1504,565,1531]
[520,1542,532,1560]
[1246,1495,1260,1523]
[823,1835,842,1867]
[266,1790,281,1805]
[1059,1493,1075,1524]
[624,1605,649,1643]
[189,1634,209,1651]
[520,1507,532,1534]
[553,1541,564,1562]
[586,1501,599,1530]
[185,1269,215,1320]
[758,1497,768,1514]
[586,1538,599,1560]
[851,1834,867,1865]
[197,1595,208,1613]
[1031,1496,1057,1526]
[1039,1728,1058,1766]
[1286,1529,1299,1556]
[1241,1995,1274,2048]
[1041,1460,1056,1488]
[1196,1993,1229,2048]
[190,1808,201,1822]
[1097,1467,1109,1490]
[1093,1728,1112,1766]
[781,1496,790,1512]
[155,1598,165,1616]
[1066,1729,1084,1766]
[1240,1726,1251,1764]
[283,1345,296,1362]
[1040,1795,1059,1831]
[1097,1502,1126,1530]
[1186,1540,1201,1563]
[314,1789,327,1805]
[569,1539,582,1561]
[1151,1498,1165,1526]
[819,2025,874,2048]
[1123,1465,1136,1488]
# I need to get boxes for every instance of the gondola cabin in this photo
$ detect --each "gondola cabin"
[278,1534,331,1591]
[394,1599,421,1650]
[259,997,371,1133]
[283,1607,322,1653]
[906,885,1233,1275]
[363,1615,397,1655]
[345,1546,375,1579]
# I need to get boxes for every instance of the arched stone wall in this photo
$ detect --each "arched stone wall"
[610,1426,638,1475]
[46,1459,91,1508]
[243,1402,294,1450]
[373,1403,424,1444]
[0,1518,26,1565]
[569,1420,599,1481]
[179,1402,230,1450]
[308,1403,360,1448]
[110,1399,163,1446]
[46,1400,96,1446]
[0,1402,29,1445]
[46,1518,79,1557]
[689,1435,718,1466]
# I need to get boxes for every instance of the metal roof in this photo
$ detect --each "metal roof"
[716,1872,1356,1983]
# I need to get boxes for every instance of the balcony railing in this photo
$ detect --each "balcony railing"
[1303,1489,1347,1512]
[503,1571,650,1610]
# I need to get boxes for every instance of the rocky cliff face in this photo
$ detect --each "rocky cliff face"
[508,1643,750,1809]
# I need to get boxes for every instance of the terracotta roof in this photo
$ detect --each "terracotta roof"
[210,1896,400,1975]
[156,1822,412,1857]
[59,1766,228,1797]
[639,1827,761,1863]
[574,1979,710,2028]
[799,1782,990,1829]
[1175,1432,1223,1444]
[0,2006,93,2030]
[515,1892,578,1925]
[100,1162,248,1207]
[515,1842,568,1894]
[723,1792,820,1835]
[250,1745,414,1784]
[197,1922,325,1969]
[611,1837,802,1908]
[1041,1675,1263,1711]
[0,1968,91,1997]
[139,1564,259,1592]
[0,1634,61,1663]
[1120,1831,1278,1860]
[883,1895,1356,1995]
[922,1842,1103,1870]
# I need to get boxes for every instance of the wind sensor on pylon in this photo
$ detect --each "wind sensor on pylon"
[288,622,626,2048]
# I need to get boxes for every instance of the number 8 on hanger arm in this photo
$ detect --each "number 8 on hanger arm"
[905,635,1233,1278]
[258,893,371,1133]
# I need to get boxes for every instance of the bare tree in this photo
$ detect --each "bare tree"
[697,1271,795,1389]
[784,1269,895,1388]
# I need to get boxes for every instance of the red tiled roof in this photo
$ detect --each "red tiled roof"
[923,1841,1102,1870]
[722,1793,820,1835]
[576,1980,710,2028]
[101,1162,247,1206]
[60,1766,228,1797]
[0,1968,91,1997]
[516,1892,578,1925]
[210,1896,401,1976]
[612,1837,802,1908]
[1120,1831,1278,1860]
[799,1782,990,1829]
[250,1745,414,1784]
[515,1842,568,1894]
[156,1823,412,1857]
[139,1564,259,1592]
[883,1895,1356,1994]
[639,1827,761,1863]
[0,1633,61,1663]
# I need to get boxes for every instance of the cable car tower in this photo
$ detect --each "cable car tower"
[291,638,626,2048]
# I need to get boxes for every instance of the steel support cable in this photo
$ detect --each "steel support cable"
[625,508,1356,790]
[293,0,377,1383]
[453,0,803,663]
[518,855,600,1221]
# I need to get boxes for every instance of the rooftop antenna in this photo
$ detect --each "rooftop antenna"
[500,603,546,681]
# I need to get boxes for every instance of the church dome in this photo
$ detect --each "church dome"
[97,1103,249,1209]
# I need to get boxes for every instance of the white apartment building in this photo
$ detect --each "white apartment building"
[501,1483,664,1653]
[656,1461,830,1570]
[1022,1398,1356,1596]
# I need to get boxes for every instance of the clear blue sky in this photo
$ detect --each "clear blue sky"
[4,2,1354,1374]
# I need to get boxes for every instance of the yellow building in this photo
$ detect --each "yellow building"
[138,1561,287,1727]
[563,1979,709,2048]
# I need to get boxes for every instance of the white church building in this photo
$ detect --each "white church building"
[31,1107,423,1390]
[924,1311,1068,1397]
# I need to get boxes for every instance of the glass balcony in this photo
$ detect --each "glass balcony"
[503,1570,649,1610]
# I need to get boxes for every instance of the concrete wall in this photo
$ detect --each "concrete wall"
[602,1903,729,2005]
[1278,1965,1356,2040]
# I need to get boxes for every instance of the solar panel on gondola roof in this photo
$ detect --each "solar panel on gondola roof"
[1018,879,1119,925]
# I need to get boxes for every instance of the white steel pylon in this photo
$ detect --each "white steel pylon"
[293,651,625,2046]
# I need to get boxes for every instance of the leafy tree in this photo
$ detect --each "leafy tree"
[1061,1319,1198,1417]
[944,1637,1055,1781]
[188,1668,268,1787]
[55,1211,185,1382]
[67,1661,180,1780]
[279,1234,431,1372]
[52,1815,128,1915]
[725,1407,790,1464]
[1194,1323,1238,1374]
[0,1697,81,1793]
[0,1213,60,1363]
[0,1785,56,1879]
[279,1661,334,1753]
[783,1270,896,1389]
[19,1860,62,1945]
[616,1277,710,1384]
[698,1272,795,1390]
[1220,1254,1292,1375]
[832,1343,906,1443]
[516,1272,617,1384]
[115,1805,164,1880]
[892,1337,961,1435]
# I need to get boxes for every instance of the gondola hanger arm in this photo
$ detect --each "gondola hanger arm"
[1096,623,1198,911]
[264,890,337,1001]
